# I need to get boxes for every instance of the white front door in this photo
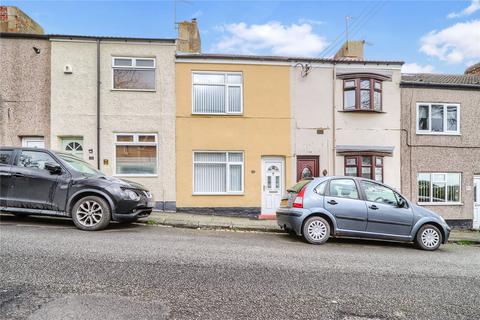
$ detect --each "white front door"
[261,157,284,215]
[61,138,84,159]
[474,176,480,230]
[21,137,45,148]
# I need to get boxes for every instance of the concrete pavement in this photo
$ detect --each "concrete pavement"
[1,215,479,319]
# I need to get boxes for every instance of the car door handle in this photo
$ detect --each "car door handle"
[12,173,25,177]
[369,205,379,210]
[327,200,338,205]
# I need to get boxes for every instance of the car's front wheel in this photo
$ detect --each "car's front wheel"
[415,224,442,251]
[302,216,330,245]
[71,196,111,231]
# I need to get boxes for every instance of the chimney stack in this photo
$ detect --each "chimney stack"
[0,6,44,34]
[177,18,201,53]
[334,40,365,60]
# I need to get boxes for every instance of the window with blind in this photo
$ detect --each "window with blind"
[344,155,383,182]
[193,152,244,194]
[192,72,243,114]
[417,173,461,204]
[114,133,157,176]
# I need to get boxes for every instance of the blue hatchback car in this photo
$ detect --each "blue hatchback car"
[277,177,450,251]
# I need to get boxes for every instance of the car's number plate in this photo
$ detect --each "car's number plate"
[147,200,155,207]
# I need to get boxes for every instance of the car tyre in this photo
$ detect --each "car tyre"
[415,224,442,251]
[71,196,111,231]
[302,216,330,245]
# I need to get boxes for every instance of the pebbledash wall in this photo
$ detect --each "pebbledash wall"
[0,33,50,147]
[175,55,292,216]
[50,35,176,209]
[401,80,480,227]
[291,60,403,189]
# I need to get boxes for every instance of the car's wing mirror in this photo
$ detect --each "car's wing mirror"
[45,162,62,175]
[397,198,407,208]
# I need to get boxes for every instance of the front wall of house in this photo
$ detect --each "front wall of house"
[335,68,402,190]
[0,37,50,147]
[50,40,176,208]
[290,66,334,180]
[401,87,480,222]
[176,62,292,209]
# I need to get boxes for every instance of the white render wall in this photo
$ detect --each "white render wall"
[291,63,402,190]
[50,39,176,207]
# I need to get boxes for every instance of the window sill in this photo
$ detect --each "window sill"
[192,193,245,196]
[415,132,461,136]
[111,89,156,92]
[338,110,385,113]
[417,202,463,206]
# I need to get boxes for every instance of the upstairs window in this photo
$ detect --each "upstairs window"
[343,78,382,111]
[344,155,383,182]
[417,103,459,134]
[192,72,243,114]
[112,57,155,90]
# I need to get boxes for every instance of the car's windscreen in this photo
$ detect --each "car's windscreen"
[58,154,103,176]
[287,179,312,193]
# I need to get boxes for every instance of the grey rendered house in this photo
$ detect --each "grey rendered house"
[49,35,177,210]
[0,33,51,148]
[400,74,480,229]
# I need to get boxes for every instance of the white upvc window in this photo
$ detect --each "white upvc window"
[193,151,244,194]
[417,172,461,204]
[114,133,158,176]
[416,103,460,135]
[112,57,156,91]
[192,72,243,114]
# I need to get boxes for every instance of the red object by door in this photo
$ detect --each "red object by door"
[296,156,319,181]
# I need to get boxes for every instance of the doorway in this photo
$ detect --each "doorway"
[296,155,319,181]
[261,157,284,215]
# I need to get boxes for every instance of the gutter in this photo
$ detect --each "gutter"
[96,39,101,169]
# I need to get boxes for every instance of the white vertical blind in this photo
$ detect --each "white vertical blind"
[193,72,243,114]
[417,173,461,203]
[193,152,244,194]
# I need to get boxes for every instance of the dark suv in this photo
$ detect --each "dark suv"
[0,147,154,230]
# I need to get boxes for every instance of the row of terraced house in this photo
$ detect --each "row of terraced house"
[1,10,479,229]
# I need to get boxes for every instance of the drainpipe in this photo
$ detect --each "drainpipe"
[96,39,101,169]
[332,62,337,175]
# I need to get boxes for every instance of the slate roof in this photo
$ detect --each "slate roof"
[176,53,404,65]
[401,73,480,89]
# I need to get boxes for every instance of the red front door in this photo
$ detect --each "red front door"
[296,156,320,181]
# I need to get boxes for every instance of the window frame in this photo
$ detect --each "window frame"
[344,155,384,182]
[326,178,360,200]
[343,78,382,111]
[417,172,462,205]
[191,71,244,115]
[416,103,460,135]
[192,151,245,195]
[111,57,156,92]
[113,133,158,177]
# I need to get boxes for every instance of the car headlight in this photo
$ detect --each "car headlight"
[123,189,140,201]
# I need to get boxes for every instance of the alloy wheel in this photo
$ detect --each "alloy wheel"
[307,220,327,241]
[421,228,440,248]
[76,200,103,227]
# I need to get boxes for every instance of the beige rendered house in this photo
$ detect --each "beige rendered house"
[291,42,403,190]
[49,35,177,210]
[400,74,480,228]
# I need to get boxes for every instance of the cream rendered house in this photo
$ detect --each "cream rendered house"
[50,35,176,210]
[290,42,403,189]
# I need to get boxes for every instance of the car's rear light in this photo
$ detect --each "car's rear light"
[293,185,307,208]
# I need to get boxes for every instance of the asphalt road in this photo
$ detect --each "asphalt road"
[1,215,479,320]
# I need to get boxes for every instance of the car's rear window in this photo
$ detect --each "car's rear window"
[287,179,312,193]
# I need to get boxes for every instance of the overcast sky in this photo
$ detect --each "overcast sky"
[4,0,480,74]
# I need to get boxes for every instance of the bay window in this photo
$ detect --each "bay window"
[193,151,244,194]
[192,72,243,114]
[115,133,157,176]
[345,155,383,182]
[416,103,459,134]
[418,173,461,204]
[112,57,155,90]
[343,78,382,111]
